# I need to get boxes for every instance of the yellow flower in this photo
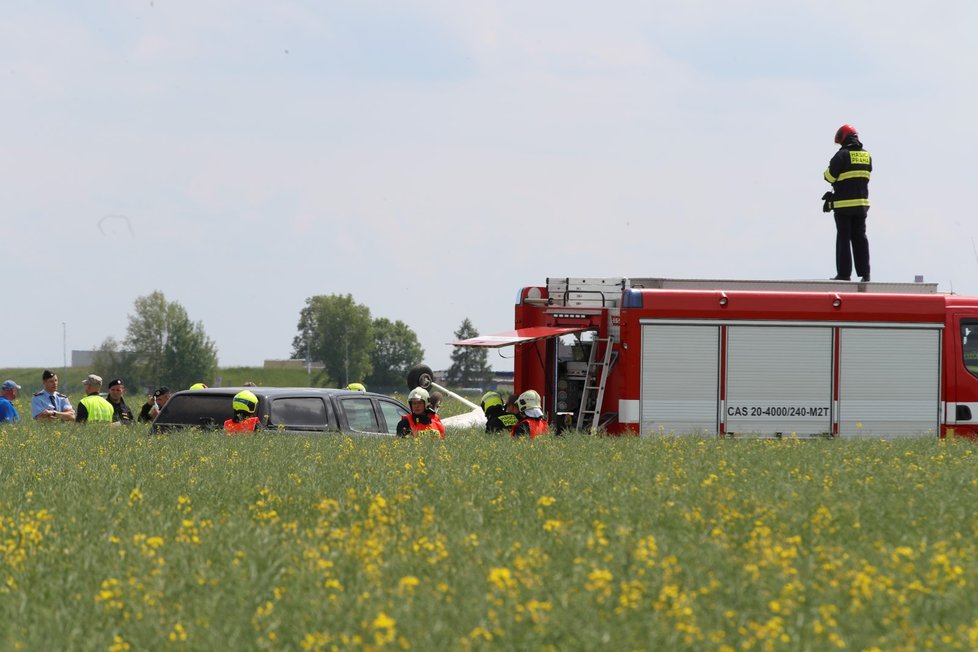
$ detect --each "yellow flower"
[372,611,396,646]
[398,576,420,594]
[168,623,188,642]
[108,635,131,652]
[585,568,614,601]
[543,519,563,533]
[488,567,516,591]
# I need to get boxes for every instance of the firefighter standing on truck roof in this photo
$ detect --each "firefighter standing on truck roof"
[823,123,872,283]
[512,390,549,439]
[397,387,445,439]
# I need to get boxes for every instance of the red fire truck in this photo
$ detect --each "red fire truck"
[454,278,978,438]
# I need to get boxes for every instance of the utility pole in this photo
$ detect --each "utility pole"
[62,322,67,386]
[305,329,311,387]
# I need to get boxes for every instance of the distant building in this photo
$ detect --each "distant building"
[432,369,514,391]
[71,350,96,367]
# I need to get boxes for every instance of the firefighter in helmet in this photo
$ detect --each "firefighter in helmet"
[481,390,518,434]
[511,389,549,439]
[190,383,208,390]
[224,389,261,434]
[346,382,366,392]
[397,387,445,438]
[824,123,872,282]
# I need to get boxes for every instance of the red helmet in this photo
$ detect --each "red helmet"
[834,124,858,144]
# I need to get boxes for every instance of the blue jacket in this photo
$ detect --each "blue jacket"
[0,397,18,423]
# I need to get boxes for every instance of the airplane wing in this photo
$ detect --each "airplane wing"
[451,326,591,348]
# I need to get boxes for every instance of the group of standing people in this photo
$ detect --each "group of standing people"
[3,370,554,439]
[0,369,183,425]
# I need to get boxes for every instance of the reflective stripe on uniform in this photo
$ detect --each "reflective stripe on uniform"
[837,170,871,181]
[824,168,837,183]
[833,198,871,209]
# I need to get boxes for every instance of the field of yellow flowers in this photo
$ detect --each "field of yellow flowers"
[3,422,978,651]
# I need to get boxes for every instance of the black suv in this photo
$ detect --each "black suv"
[150,387,409,436]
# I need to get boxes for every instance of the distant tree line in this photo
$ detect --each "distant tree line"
[90,291,495,394]
[290,294,425,391]
[290,294,494,392]
[93,291,218,391]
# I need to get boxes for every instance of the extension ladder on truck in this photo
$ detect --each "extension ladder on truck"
[576,337,618,432]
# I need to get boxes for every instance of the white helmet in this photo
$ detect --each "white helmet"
[407,387,430,407]
[517,389,542,412]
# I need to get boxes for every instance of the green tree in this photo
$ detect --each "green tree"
[91,336,143,389]
[446,318,493,388]
[365,318,425,391]
[123,291,219,389]
[292,294,373,387]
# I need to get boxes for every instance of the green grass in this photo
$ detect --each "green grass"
[3,424,978,650]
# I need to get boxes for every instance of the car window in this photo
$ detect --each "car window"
[341,397,380,433]
[155,394,236,429]
[269,397,330,430]
[378,400,408,435]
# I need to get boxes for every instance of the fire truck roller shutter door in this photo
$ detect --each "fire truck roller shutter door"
[641,324,720,436]
[724,326,833,437]
[838,327,941,437]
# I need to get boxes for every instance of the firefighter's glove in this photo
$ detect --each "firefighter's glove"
[821,191,834,213]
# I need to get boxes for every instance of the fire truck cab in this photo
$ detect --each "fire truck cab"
[454,277,978,438]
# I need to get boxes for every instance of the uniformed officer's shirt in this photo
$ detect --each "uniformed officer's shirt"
[31,390,73,418]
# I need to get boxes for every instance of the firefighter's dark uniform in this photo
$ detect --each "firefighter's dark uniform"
[485,404,518,433]
[824,135,872,281]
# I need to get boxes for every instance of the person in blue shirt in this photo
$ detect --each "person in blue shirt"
[31,369,75,422]
[0,379,21,423]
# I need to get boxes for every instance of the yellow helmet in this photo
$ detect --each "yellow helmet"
[407,387,430,407]
[232,390,259,414]
[481,391,503,411]
[190,383,208,390]
[346,382,366,392]
[517,389,542,412]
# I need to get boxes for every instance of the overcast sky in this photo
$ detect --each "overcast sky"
[4,1,978,375]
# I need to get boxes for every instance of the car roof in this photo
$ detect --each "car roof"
[171,387,385,399]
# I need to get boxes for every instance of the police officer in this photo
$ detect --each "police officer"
[481,391,518,433]
[139,387,171,422]
[31,369,74,422]
[106,378,135,425]
[824,123,872,282]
